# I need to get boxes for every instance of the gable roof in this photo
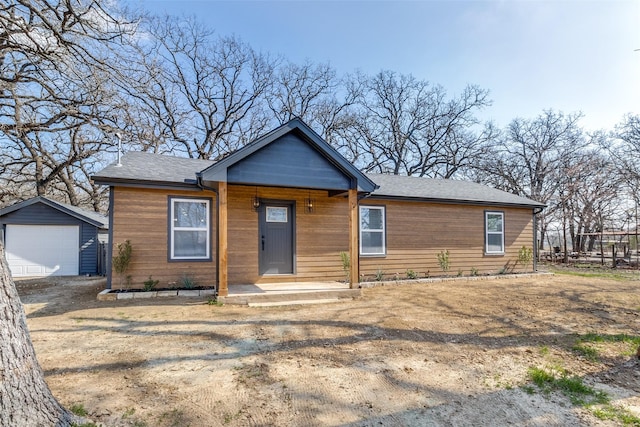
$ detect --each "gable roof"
[0,196,109,228]
[91,119,543,209]
[199,118,378,193]
[367,173,545,208]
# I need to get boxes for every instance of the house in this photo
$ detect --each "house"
[0,196,109,277]
[92,118,544,295]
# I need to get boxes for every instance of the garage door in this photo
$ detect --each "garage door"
[5,225,79,277]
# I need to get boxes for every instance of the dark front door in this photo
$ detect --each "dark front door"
[259,203,294,274]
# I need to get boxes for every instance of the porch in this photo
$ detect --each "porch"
[219,281,361,306]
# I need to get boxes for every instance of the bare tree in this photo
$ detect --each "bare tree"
[0,0,134,208]
[264,60,361,144]
[0,1,131,423]
[475,110,587,250]
[616,114,640,156]
[610,114,640,199]
[340,70,493,178]
[550,147,621,260]
[124,15,275,160]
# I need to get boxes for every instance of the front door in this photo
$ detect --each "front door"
[259,202,294,274]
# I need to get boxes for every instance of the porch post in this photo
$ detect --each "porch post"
[218,182,228,296]
[348,188,359,288]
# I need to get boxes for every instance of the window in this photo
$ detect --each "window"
[485,211,504,254]
[170,198,210,260]
[360,206,385,256]
[266,206,288,223]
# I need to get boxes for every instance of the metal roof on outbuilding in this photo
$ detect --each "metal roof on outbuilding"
[0,196,109,228]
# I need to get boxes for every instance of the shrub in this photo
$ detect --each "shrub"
[518,246,533,268]
[112,240,132,288]
[339,251,350,283]
[143,276,159,292]
[437,250,450,272]
[180,274,197,289]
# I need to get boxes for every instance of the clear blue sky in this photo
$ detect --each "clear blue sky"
[128,0,639,132]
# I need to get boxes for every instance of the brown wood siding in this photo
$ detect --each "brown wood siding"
[227,186,349,285]
[359,201,535,280]
[111,185,536,289]
[110,187,217,290]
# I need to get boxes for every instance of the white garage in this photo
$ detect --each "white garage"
[5,224,80,277]
[0,197,109,278]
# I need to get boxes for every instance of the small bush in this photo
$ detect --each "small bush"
[143,276,159,292]
[208,296,223,306]
[470,267,479,276]
[112,240,132,288]
[375,269,384,281]
[518,245,533,268]
[180,274,197,289]
[339,251,350,283]
[437,249,450,272]
[406,269,418,279]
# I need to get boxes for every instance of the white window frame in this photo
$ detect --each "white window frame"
[485,211,505,255]
[360,205,386,256]
[170,198,210,260]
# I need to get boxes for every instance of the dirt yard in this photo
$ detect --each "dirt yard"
[16,269,640,426]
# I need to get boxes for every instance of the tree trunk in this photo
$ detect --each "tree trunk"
[0,242,80,426]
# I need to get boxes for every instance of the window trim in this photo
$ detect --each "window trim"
[168,196,212,262]
[484,210,505,255]
[359,205,386,256]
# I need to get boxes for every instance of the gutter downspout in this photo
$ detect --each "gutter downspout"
[106,187,115,289]
[197,175,219,297]
[533,206,545,271]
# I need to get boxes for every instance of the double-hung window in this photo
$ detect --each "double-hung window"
[485,211,504,254]
[170,197,210,260]
[360,206,385,256]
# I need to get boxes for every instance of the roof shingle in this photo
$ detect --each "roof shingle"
[93,152,543,208]
[366,173,543,208]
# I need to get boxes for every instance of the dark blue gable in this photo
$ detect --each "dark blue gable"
[227,132,352,190]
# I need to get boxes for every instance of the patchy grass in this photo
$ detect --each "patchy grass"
[158,409,190,427]
[592,405,640,426]
[571,343,600,361]
[69,403,88,417]
[551,269,634,281]
[547,264,640,281]
[526,366,640,425]
[577,333,640,346]
[574,333,640,358]
[539,345,550,356]
[527,366,609,406]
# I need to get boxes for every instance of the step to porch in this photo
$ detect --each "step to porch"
[219,284,361,306]
[248,298,347,307]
